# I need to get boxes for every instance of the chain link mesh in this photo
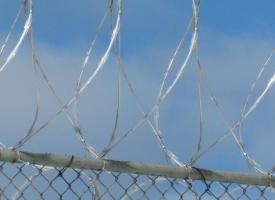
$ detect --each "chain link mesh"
[0,161,274,200]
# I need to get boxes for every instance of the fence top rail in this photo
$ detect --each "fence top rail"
[0,148,274,188]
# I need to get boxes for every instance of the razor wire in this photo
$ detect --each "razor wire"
[1,0,275,197]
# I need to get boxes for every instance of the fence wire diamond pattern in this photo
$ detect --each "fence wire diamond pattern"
[0,161,275,200]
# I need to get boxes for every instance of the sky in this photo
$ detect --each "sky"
[0,0,275,174]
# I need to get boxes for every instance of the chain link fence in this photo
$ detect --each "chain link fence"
[0,148,275,199]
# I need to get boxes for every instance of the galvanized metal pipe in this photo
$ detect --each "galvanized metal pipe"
[0,148,274,187]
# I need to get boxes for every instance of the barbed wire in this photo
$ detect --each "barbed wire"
[0,0,275,198]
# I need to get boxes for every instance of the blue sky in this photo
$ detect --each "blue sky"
[0,0,275,173]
